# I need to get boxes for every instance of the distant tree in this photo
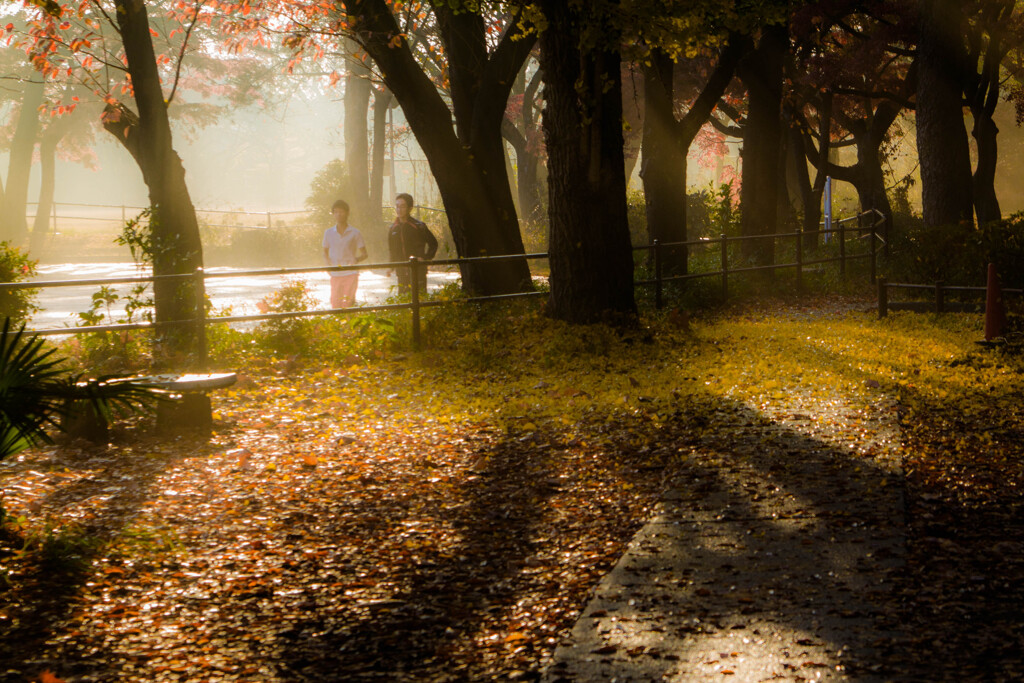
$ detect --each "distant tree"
[791,1,917,241]
[963,0,1022,225]
[369,85,394,227]
[502,56,544,222]
[641,34,747,275]
[30,95,73,252]
[344,40,373,231]
[0,74,44,245]
[305,158,353,226]
[621,62,643,191]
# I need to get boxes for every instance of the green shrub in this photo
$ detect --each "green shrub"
[24,518,102,573]
[305,159,352,230]
[0,241,39,323]
[885,213,1024,289]
[228,224,323,266]
[255,279,320,357]
[520,219,548,255]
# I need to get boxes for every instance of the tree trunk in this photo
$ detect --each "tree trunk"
[29,128,63,253]
[855,136,894,221]
[787,117,817,248]
[0,78,44,246]
[370,87,392,230]
[738,25,787,266]
[345,41,373,230]
[539,0,635,323]
[972,109,1001,224]
[805,94,832,250]
[111,0,205,368]
[842,101,901,224]
[916,0,973,228]
[965,3,1012,225]
[515,67,543,222]
[641,50,688,274]
[501,64,544,225]
[344,0,534,296]
[641,38,744,276]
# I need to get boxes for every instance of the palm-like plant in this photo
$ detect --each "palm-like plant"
[1,318,160,458]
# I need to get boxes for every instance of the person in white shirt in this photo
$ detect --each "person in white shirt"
[322,199,368,308]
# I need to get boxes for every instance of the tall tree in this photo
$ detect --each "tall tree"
[785,92,833,249]
[916,0,974,228]
[17,0,224,363]
[791,2,916,245]
[538,0,635,323]
[502,59,544,222]
[336,1,535,295]
[17,0,276,361]
[964,0,1021,224]
[344,40,373,231]
[104,0,205,365]
[29,105,73,252]
[737,23,788,265]
[641,36,746,274]
[369,85,393,228]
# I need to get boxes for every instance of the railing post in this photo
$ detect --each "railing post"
[409,256,421,348]
[266,212,272,230]
[839,219,847,279]
[653,239,663,310]
[194,267,208,370]
[935,280,944,313]
[796,227,803,293]
[720,233,728,301]
[878,277,888,318]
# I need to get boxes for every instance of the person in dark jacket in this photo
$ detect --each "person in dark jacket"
[387,192,438,295]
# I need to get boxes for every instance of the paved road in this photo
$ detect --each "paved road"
[544,390,906,682]
[28,263,460,330]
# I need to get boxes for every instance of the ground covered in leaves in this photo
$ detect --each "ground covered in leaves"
[1,296,1022,681]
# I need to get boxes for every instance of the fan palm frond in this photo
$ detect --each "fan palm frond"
[1,319,163,458]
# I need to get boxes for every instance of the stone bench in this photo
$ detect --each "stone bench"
[66,372,237,442]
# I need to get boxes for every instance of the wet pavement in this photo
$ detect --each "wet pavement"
[27,262,460,330]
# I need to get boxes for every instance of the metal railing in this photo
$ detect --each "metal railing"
[25,201,446,232]
[638,209,885,308]
[3,210,884,351]
[26,201,315,232]
[877,278,1023,317]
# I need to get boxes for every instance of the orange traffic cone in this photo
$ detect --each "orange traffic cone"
[985,263,1007,341]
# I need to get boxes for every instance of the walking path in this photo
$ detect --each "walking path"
[543,389,906,682]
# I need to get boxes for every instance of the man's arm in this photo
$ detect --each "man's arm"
[421,223,438,260]
[356,247,368,263]
[323,247,332,266]
[387,225,402,261]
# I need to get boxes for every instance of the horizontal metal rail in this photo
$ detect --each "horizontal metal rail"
[877,277,1023,317]
[4,211,884,347]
